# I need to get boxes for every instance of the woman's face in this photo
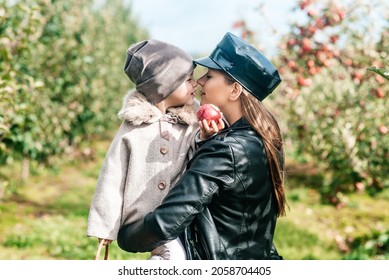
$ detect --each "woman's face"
[166,73,197,106]
[197,69,234,109]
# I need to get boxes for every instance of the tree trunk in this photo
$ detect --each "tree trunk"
[21,156,30,181]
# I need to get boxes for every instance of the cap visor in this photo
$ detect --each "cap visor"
[194,56,222,70]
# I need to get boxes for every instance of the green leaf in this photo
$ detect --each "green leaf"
[367,66,389,81]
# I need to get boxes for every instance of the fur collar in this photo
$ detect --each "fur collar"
[118,89,199,126]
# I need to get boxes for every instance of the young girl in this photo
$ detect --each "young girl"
[87,39,198,260]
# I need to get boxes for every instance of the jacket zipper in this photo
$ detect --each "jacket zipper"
[194,224,211,259]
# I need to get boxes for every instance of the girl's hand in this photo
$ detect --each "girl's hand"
[199,118,225,140]
[98,238,112,246]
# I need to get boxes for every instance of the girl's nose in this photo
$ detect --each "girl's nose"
[197,75,205,86]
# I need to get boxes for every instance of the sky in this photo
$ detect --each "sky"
[130,0,299,57]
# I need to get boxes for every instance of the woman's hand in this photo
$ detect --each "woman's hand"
[199,118,225,140]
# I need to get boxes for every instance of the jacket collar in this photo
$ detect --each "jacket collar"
[118,89,199,126]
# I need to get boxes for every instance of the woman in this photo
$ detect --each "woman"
[87,39,199,260]
[117,32,286,259]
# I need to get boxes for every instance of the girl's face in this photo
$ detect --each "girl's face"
[166,73,197,106]
[197,69,234,110]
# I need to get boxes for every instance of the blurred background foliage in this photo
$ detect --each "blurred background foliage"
[0,0,388,259]
[234,0,388,201]
[0,0,147,177]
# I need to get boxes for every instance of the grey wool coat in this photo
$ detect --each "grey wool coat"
[87,90,199,240]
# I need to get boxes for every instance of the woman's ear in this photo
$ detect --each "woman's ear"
[229,82,243,101]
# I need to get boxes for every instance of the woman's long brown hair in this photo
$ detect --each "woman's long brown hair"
[224,74,287,216]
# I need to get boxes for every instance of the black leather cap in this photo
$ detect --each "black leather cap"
[194,32,281,101]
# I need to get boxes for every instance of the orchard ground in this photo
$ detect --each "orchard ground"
[0,137,388,260]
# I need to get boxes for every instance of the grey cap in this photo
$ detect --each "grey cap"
[124,39,194,104]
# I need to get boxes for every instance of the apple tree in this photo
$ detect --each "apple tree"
[0,0,147,185]
[276,0,388,204]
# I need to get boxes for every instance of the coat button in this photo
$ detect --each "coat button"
[158,181,166,190]
[160,146,169,155]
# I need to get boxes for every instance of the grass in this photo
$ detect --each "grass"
[0,140,388,260]
[274,161,389,260]
[0,140,149,260]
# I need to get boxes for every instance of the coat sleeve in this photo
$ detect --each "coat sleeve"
[86,123,130,240]
[117,140,235,252]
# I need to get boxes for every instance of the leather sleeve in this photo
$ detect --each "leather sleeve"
[117,140,235,252]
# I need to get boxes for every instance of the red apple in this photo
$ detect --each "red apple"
[330,35,339,43]
[338,10,346,20]
[288,60,297,69]
[378,126,388,135]
[354,182,365,192]
[307,59,315,68]
[297,76,312,87]
[197,104,222,126]
[309,67,317,75]
[287,38,296,46]
[301,38,312,52]
[307,8,318,17]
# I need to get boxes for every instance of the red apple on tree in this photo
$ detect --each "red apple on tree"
[197,104,222,126]
[378,125,388,135]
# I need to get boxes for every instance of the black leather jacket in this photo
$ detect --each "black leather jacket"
[118,118,281,259]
